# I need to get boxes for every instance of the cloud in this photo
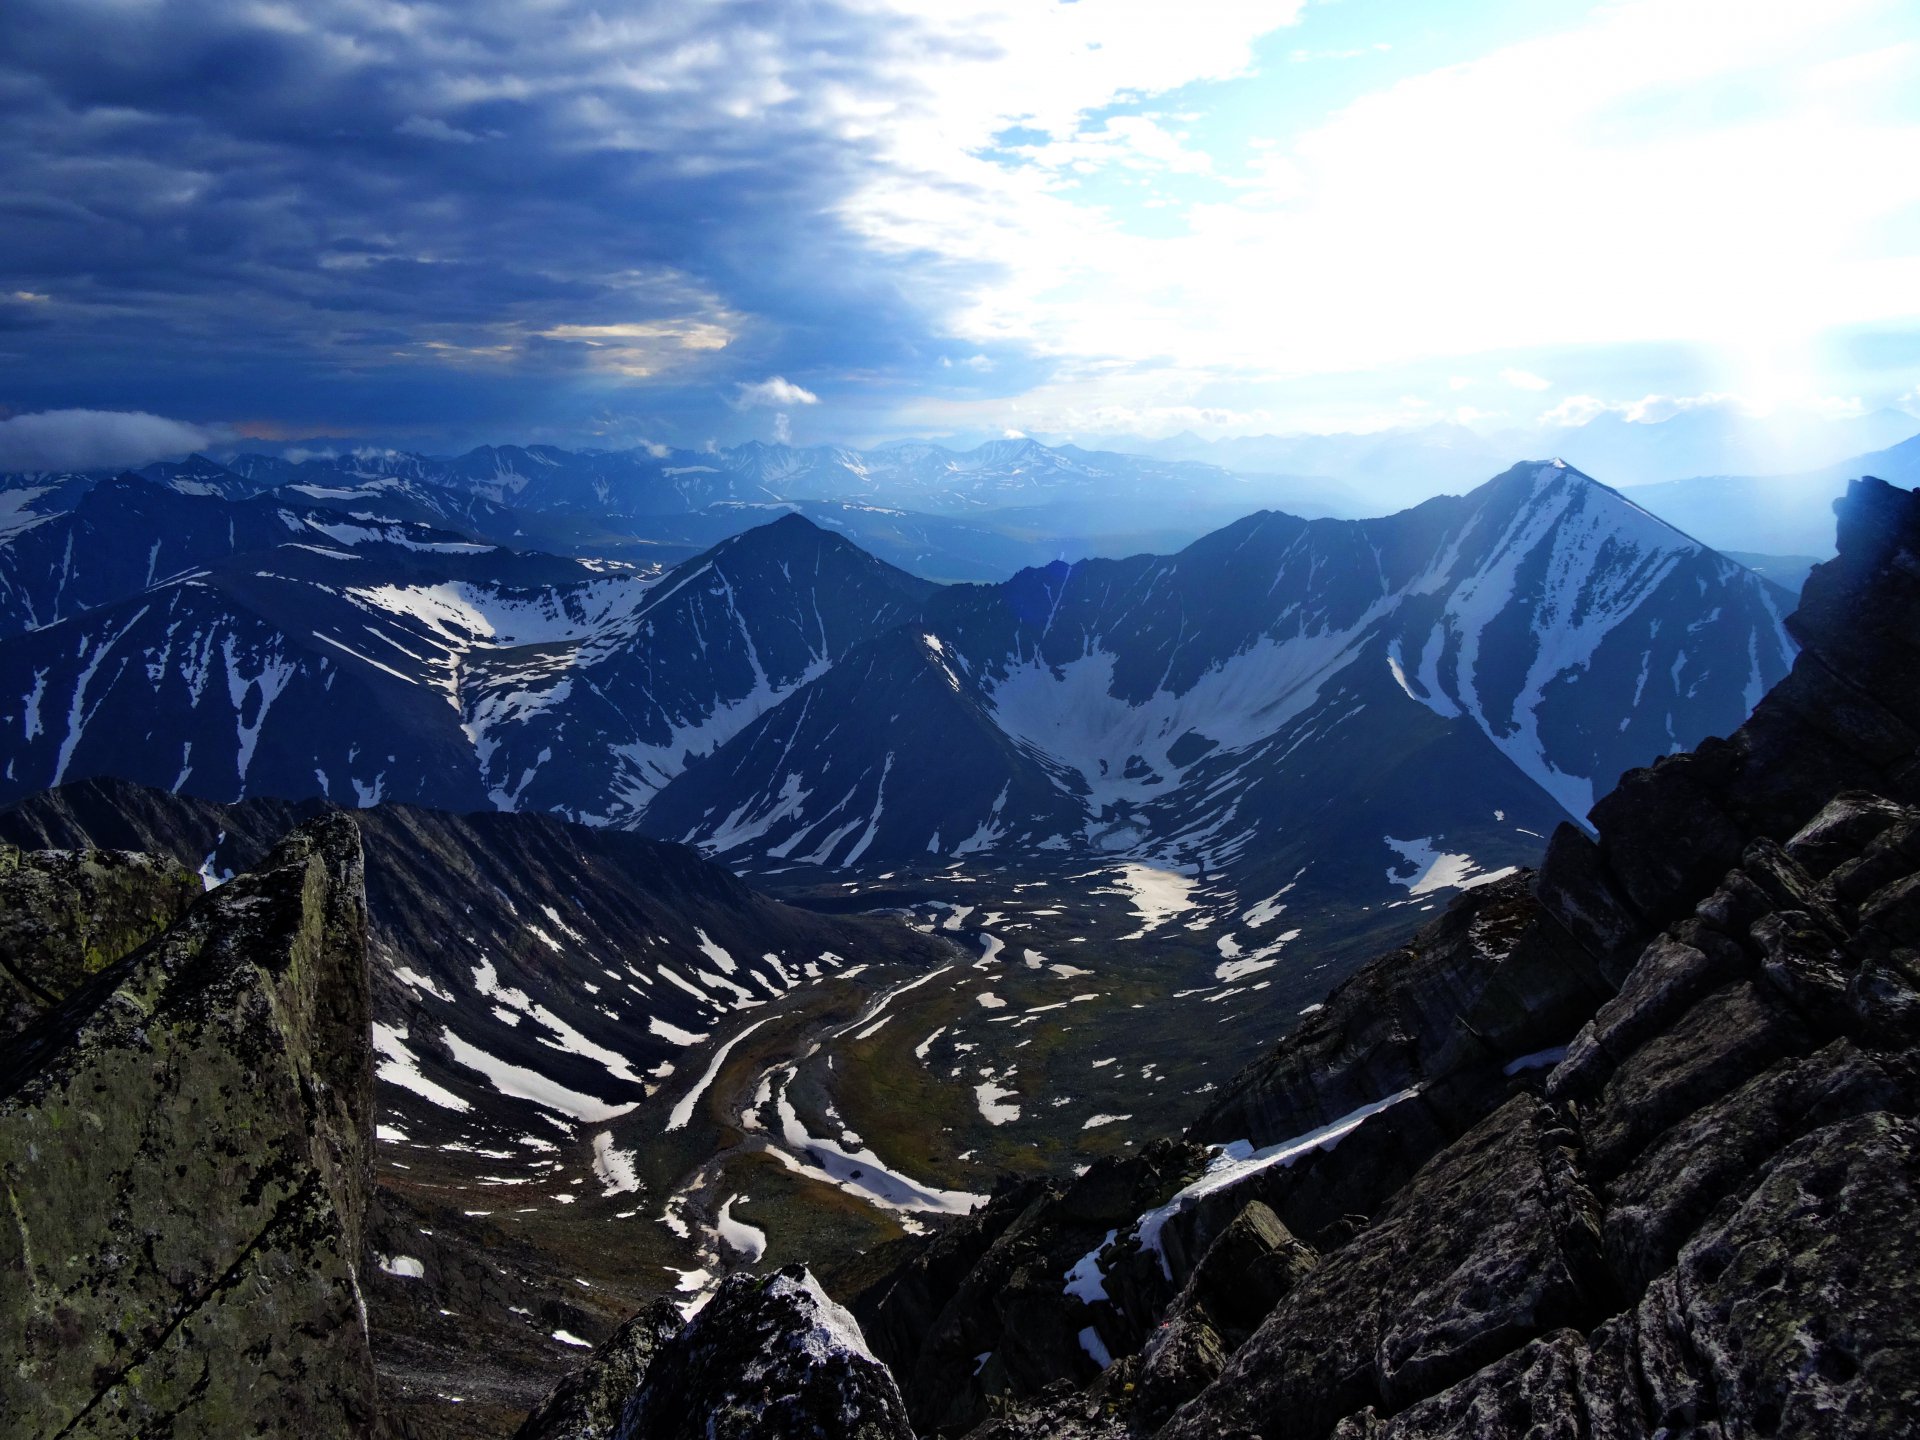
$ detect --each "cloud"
[772,412,793,444]
[1500,369,1552,392]
[1540,391,1760,427]
[394,115,485,145]
[736,376,820,408]
[0,408,228,472]
[0,0,1320,439]
[0,0,1912,445]
[857,0,1920,417]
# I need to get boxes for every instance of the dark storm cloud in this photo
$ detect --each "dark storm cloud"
[0,0,1023,442]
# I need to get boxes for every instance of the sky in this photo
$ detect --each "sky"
[1,0,1918,466]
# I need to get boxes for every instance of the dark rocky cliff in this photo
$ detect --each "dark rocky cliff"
[0,815,381,1437]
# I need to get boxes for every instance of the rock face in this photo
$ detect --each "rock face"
[849,477,1920,1438]
[0,841,200,1043]
[514,1266,914,1440]
[0,814,380,1437]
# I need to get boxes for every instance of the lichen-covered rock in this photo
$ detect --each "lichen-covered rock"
[1625,1111,1920,1434]
[0,814,378,1438]
[0,842,200,1042]
[1136,1200,1316,1420]
[1599,1038,1902,1295]
[513,1300,682,1440]
[616,1266,912,1440]
[959,1376,1138,1440]
[1328,1329,1592,1440]
[1336,1114,1920,1440]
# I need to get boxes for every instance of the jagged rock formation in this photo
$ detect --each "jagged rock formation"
[844,476,1920,1438]
[0,814,380,1437]
[515,1266,914,1440]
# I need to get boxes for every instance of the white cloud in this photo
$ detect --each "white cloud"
[1500,369,1552,392]
[0,409,230,473]
[848,0,1920,425]
[736,376,820,408]
[772,412,793,443]
[1538,390,1809,427]
[395,115,482,144]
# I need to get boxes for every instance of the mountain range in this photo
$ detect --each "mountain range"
[7,423,1913,590]
[1619,430,1920,559]
[0,459,1795,940]
[1134,404,1920,512]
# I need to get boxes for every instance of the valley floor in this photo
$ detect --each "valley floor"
[366,851,1494,1436]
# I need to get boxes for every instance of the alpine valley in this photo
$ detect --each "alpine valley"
[5,443,1916,1440]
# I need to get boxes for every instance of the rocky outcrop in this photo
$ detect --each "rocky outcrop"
[514,1265,913,1440]
[1134,1199,1318,1422]
[0,842,200,1043]
[854,1142,1210,1434]
[0,815,380,1437]
[512,1300,682,1440]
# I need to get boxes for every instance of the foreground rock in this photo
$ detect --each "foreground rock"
[0,815,380,1437]
[515,1265,913,1440]
[511,1300,682,1440]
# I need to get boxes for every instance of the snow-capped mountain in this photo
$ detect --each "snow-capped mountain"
[645,463,1794,889]
[0,461,1794,932]
[0,476,311,639]
[456,515,933,821]
[0,510,928,821]
[106,435,1351,527]
[0,502,656,810]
